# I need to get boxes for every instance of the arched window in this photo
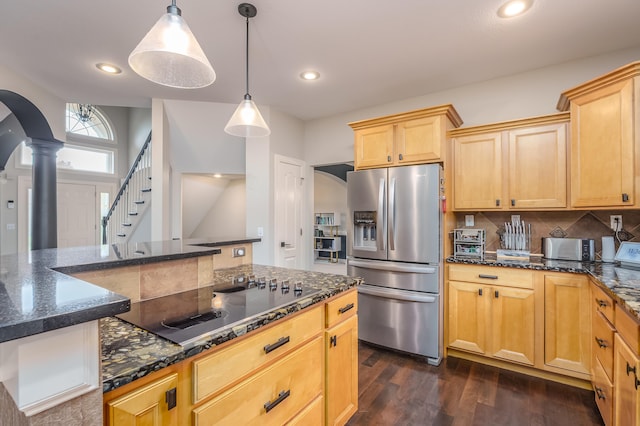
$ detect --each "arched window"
[19,103,116,174]
[66,103,114,140]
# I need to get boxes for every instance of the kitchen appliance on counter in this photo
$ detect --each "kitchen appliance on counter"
[117,276,322,348]
[347,164,442,365]
[542,237,595,261]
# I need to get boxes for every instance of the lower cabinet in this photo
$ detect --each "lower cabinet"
[614,333,640,425]
[447,265,591,381]
[103,289,359,426]
[447,265,535,366]
[543,273,590,375]
[192,337,323,425]
[106,373,179,426]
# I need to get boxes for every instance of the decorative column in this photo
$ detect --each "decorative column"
[28,138,63,250]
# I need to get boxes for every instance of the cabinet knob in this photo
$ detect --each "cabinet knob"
[494,290,499,298]
[495,199,501,207]
[623,193,630,202]
[627,362,636,376]
[594,337,608,348]
[478,288,483,296]
[511,199,515,207]
[387,155,392,162]
[594,387,606,400]
[596,298,609,308]
[399,153,403,161]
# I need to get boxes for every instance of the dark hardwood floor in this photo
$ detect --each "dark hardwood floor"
[347,342,604,426]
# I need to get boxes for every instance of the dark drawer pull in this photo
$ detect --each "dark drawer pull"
[595,337,608,349]
[339,303,355,314]
[596,299,609,308]
[627,362,636,376]
[594,387,606,400]
[494,290,499,298]
[478,288,483,296]
[479,274,498,280]
[165,387,177,410]
[264,336,290,354]
[264,389,290,413]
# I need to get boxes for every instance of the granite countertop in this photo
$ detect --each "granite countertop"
[446,256,640,321]
[101,264,360,393]
[0,237,260,343]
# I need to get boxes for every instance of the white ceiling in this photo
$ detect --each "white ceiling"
[2,0,640,121]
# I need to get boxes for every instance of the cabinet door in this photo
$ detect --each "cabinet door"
[448,281,488,354]
[453,132,503,210]
[490,286,535,365]
[508,122,567,209]
[107,373,179,426]
[544,274,590,375]
[354,124,394,169]
[326,315,358,426]
[395,115,442,164]
[614,333,640,426]
[570,78,634,207]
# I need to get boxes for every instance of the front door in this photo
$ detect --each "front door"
[57,183,97,248]
[274,155,305,269]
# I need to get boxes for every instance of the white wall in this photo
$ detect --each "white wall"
[128,108,152,165]
[303,46,640,166]
[190,178,246,238]
[314,172,347,233]
[181,175,230,238]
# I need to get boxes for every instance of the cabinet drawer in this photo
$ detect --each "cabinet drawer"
[592,310,615,381]
[286,395,323,426]
[592,358,613,426]
[193,306,323,403]
[592,282,615,324]
[326,289,358,328]
[615,304,640,354]
[193,337,323,426]
[448,265,533,289]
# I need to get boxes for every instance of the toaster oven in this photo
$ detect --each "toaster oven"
[541,237,595,262]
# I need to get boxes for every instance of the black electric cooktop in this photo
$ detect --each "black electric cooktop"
[116,276,322,348]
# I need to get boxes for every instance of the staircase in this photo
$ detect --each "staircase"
[102,132,152,244]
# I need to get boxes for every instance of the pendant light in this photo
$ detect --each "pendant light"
[129,0,216,89]
[224,3,271,138]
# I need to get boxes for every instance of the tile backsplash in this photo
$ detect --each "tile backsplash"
[454,210,640,258]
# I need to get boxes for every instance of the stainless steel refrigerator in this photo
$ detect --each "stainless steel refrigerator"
[347,163,442,365]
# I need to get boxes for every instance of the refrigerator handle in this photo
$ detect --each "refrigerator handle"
[378,178,386,252]
[389,176,396,251]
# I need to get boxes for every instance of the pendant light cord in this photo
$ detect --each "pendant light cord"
[244,12,250,99]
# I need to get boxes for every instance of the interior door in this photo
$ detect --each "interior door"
[57,183,97,248]
[274,155,305,269]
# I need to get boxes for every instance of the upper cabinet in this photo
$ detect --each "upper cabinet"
[349,105,463,170]
[450,113,569,211]
[558,61,640,209]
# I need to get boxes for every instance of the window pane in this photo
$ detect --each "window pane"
[21,143,114,174]
[66,104,113,140]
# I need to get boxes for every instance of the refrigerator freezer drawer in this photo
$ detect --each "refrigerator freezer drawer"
[357,285,441,364]
[347,258,440,293]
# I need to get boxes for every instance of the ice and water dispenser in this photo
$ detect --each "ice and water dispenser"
[352,211,378,250]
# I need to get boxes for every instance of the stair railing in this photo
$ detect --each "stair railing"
[102,131,152,244]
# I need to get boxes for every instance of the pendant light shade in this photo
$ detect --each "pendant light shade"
[129,2,216,89]
[225,3,271,137]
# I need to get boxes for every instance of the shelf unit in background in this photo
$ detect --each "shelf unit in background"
[314,212,342,263]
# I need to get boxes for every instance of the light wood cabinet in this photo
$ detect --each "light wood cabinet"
[349,105,463,170]
[192,337,323,426]
[325,290,358,426]
[558,61,640,209]
[450,114,569,210]
[447,265,535,365]
[543,273,590,376]
[106,373,179,426]
[614,333,640,426]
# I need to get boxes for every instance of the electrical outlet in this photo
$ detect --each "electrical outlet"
[610,215,622,231]
[465,215,474,227]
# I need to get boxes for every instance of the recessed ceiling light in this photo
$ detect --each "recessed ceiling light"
[300,71,320,81]
[497,0,533,18]
[96,63,122,74]
[213,173,222,178]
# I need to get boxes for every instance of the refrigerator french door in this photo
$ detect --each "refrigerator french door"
[347,164,442,365]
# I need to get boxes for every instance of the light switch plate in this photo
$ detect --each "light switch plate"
[465,215,474,227]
